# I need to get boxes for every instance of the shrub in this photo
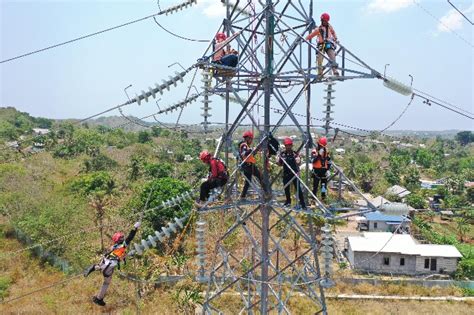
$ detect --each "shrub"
[70,171,115,196]
[82,153,118,172]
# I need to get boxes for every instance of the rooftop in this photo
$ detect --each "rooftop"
[364,211,410,223]
[348,232,462,258]
[386,185,411,197]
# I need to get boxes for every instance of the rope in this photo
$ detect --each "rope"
[379,94,415,133]
[152,17,209,42]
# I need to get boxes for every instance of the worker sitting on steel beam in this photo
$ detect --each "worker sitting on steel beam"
[212,32,239,68]
[277,137,306,209]
[196,150,228,208]
[311,136,331,201]
[239,130,264,199]
[84,221,140,306]
[306,13,340,77]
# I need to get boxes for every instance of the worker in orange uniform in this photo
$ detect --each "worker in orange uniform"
[306,13,339,77]
[239,130,263,199]
[277,137,306,209]
[84,222,141,306]
[213,32,239,68]
[311,136,331,200]
[196,150,228,207]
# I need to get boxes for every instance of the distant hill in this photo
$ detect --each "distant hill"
[0,107,53,140]
[1,107,468,139]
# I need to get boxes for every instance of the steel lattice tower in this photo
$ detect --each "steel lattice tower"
[192,0,382,313]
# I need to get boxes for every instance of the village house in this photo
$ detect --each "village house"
[358,211,410,233]
[346,233,462,275]
[386,185,411,200]
[32,128,50,135]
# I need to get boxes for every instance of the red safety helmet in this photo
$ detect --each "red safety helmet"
[243,130,254,139]
[283,137,293,145]
[216,32,227,41]
[321,13,330,22]
[318,137,328,147]
[199,150,211,162]
[112,232,124,243]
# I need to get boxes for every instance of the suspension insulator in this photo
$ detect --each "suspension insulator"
[196,218,207,282]
[383,77,413,96]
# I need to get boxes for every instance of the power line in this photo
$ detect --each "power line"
[1,12,162,64]
[413,88,474,116]
[447,0,474,25]
[1,274,83,304]
[412,0,474,48]
[413,93,474,120]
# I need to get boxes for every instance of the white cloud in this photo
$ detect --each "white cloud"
[197,0,226,18]
[367,0,414,13]
[437,4,473,33]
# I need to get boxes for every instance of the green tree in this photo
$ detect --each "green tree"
[455,217,469,242]
[144,162,173,179]
[129,178,192,240]
[406,193,427,209]
[70,171,115,250]
[413,148,434,169]
[138,130,151,143]
[403,166,420,191]
[455,131,474,146]
[128,155,144,181]
[83,152,118,172]
[151,126,162,137]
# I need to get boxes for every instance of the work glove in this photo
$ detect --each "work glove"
[134,221,141,229]
[295,157,301,164]
[325,170,331,178]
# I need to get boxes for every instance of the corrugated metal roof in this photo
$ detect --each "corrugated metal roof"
[347,233,462,258]
[364,211,410,223]
[387,185,411,197]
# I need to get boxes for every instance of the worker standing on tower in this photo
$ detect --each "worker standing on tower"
[306,13,339,77]
[239,131,264,199]
[277,137,306,209]
[311,136,331,201]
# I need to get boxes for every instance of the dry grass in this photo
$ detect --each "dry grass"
[328,280,464,297]
[1,221,472,314]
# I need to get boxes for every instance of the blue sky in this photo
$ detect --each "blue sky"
[1,0,473,131]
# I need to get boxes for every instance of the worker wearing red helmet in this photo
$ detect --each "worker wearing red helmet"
[239,130,263,199]
[306,13,339,77]
[84,221,141,306]
[212,32,239,68]
[277,137,306,209]
[196,150,228,207]
[311,136,332,200]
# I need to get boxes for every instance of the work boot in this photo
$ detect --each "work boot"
[92,296,106,306]
[84,264,96,277]
[194,200,203,208]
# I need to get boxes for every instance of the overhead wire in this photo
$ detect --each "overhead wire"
[412,0,474,48]
[0,274,84,304]
[447,0,474,25]
[413,93,474,120]
[413,88,474,116]
[1,12,163,64]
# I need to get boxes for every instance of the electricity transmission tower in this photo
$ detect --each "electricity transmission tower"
[192,1,380,313]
